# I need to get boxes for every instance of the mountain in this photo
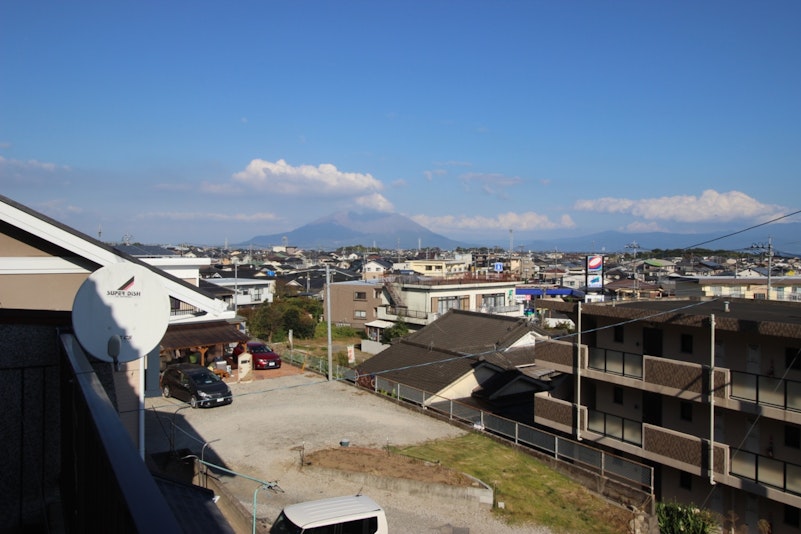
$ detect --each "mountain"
[240,210,464,250]
[510,225,801,255]
[241,210,801,255]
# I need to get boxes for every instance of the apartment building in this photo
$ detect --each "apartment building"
[534,297,801,533]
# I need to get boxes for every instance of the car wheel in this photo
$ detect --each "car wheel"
[162,385,170,398]
[189,395,198,409]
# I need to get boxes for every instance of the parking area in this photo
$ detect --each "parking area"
[145,366,548,533]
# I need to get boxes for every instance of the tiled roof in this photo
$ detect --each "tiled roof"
[403,309,535,353]
[356,310,546,394]
[358,342,475,393]
[537,297,801,340]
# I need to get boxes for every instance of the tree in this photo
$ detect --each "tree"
[381,320,409,344]
[247,295,322,342]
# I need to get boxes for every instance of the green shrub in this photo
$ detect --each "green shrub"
[656,501,716,534]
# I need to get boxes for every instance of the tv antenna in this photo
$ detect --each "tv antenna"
[625,241,641,258]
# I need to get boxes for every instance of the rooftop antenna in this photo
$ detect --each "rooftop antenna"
[97,224,102,240]
[122,233,133,246]
[625,241,641,258]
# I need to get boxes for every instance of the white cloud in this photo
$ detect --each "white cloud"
[412,211,575,231]
[457,172,524,200]
[232,159,382,196]
[423,169,447,181]
[622,220,667,232]
[136,211,279,222]
[0,156,68,172]
[574,190,787,223]
[200,182,244,195]
[354,193,394,212]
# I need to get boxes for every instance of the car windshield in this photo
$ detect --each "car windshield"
[249,345,272,354]
[268,512,301,534]
[188,370,220,385]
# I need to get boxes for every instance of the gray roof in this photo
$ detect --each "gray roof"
[538,297,801,340]
[403,309,539,354]
[357,310,548,393]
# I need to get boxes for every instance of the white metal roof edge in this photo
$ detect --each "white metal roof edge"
[1,198,229,318]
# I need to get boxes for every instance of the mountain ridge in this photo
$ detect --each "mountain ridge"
[238,210,801,254]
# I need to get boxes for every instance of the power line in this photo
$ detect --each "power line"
[682,209,801,250]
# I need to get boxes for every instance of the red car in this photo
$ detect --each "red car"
[232,341,282,370]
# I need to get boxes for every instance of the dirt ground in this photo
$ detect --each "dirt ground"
[305,447,476,487]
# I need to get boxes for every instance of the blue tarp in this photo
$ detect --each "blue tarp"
[516,287,585,298]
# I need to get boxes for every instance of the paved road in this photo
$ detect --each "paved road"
[145,366,550,534]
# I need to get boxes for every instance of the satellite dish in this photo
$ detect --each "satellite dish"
[72,263,170,363]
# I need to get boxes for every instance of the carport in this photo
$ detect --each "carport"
[159,320,249,368]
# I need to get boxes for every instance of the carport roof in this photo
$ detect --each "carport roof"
[160,320,249,351]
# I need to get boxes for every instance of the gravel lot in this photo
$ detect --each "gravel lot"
[146,366,552,534]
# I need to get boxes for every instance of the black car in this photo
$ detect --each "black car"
[160,363,233,408]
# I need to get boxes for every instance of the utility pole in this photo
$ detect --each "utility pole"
[751,237,773,300]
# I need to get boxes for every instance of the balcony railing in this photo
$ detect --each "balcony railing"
[730,371,801,412]
[730,449,801,496]
[60,334,182,533]
[588,348,643,379]
[587,409,643,446]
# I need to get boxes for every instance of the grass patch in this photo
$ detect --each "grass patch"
[398,433,631,534]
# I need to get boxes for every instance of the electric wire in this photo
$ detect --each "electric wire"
[680,209,801,250]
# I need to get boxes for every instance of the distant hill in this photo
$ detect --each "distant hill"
[511,224,801,255]
[240,210,801,255]
[240,210,464,250]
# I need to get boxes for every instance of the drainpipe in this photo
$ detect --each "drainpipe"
[576,301,582,441]
[709,313,716,485]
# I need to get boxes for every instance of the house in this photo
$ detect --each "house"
[533,296,801,533]
[355,309,568,423]
[376,275,523,328]
[403,257,472,278]
[362,258,393,280]
[327,279,386,331]
[0,194,243,531]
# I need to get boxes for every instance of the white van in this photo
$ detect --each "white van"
[269,494,388,534]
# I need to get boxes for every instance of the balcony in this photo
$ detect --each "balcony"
[588,409,643,446]
[588,348,643,379]
[587,349,730,401]
[730,371,801,412]
[730,449,801,496]
[376,306,437,326]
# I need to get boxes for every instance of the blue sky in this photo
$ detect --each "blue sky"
[2,1,800,248]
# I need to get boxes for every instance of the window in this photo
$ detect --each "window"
[437,296,460,314]
[679,471,692,490]
[680,401,692,422]
[613,387,623,405]
[354,291,366,301]
[680,334,693,354]
[483,293,505,308]
[354,310,366,319]
[787,347,801,370]
[786,425,801,449]
[613,325,624,343]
